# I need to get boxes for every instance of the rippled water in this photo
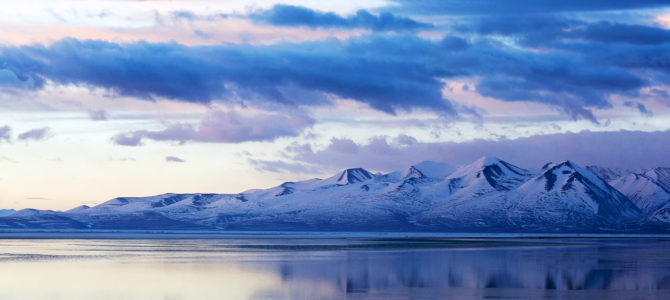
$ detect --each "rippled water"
[0,236,669,299]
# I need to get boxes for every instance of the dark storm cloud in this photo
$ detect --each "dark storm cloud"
[0,37,454,115]
[251,4,433,31]
[459,16,670,46]
[0,25,668,122]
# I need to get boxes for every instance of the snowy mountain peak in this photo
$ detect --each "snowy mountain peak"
[0,209,15,217]
[474,156,504,167]
[66,205,90,213]
[404,166,425,179]
[541,162,555,170]
[610,173,670,214]
[586,165,628,181]
[642,168,670,191]
[2,157,668,232]
[339,168,374,184]
[516,160,642,223]
[275,182,295,197]
[405,161,455,179]
[542,161,610,192]
[9,208,57,217]
[447,157,532,192]
[321,168,375,186]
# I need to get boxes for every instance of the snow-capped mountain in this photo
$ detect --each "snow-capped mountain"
[0,209,14,217]
[507,161,641,230]
[610,173,670,214]
[0,157,668,232]
[586,166,628,182]
[415,157,534,230]
[584,166,670,223]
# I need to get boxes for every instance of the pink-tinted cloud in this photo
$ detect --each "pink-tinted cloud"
[113,109,314,146]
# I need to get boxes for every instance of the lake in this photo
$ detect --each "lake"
[0,234,669,299]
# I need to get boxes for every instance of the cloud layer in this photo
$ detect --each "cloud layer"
[0,37,457,115]
[1,15,668,122]
[113,109,314,146]
[275,130,670,172]
[391,0,670,15]
[252,4,433,31]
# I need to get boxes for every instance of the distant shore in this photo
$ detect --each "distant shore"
[1,230,670,239]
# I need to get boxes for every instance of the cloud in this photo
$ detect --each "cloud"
[247,158,319,174]
[395,134,418,146]
[578,21,670,45]
[113,108,314,146]
[283,130,670,171]
[624,101,653,116]
[251,4,433,31]
[0,32,667,121]
[390,0,670,15]
[171,10,198,22]
[88,110,108,121]
[0,125,11,142]
[0,37,455,115]
[651,88,669,98]
[165,156,185,163]
[108,156,136,162]
[460,16,670,46]
[17,127,51,141]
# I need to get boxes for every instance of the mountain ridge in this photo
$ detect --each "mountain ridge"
[1,157,668,232]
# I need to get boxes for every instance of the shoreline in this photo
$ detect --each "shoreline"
[1,230,670,239]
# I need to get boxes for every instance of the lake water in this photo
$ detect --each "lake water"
[0,235,669,299]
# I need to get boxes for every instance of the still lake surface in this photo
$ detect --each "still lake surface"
[0,234,669,299]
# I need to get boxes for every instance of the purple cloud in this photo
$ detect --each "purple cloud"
[113,109,314,146]
[165,156,186,163]
[17,127,51,141]
[395,134,418,146]
[247,159,319,174]
[0,125,11,142]
[283,130,670,172]
[88,110,108,121]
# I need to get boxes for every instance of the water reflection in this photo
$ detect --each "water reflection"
[0,238,669,299]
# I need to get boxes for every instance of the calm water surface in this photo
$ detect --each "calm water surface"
[0,236,669,299]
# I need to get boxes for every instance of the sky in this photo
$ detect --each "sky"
[1,0,670,210]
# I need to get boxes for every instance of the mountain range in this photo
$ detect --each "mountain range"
[2,157,669,232]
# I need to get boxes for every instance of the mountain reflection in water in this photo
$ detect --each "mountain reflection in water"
[0,237,669,299]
